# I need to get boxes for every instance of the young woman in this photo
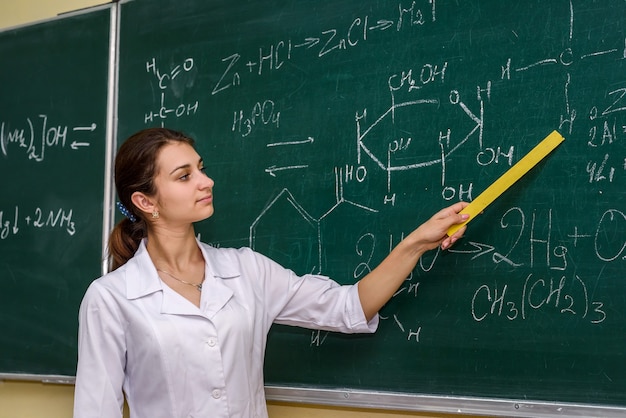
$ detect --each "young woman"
[73,127,469,418]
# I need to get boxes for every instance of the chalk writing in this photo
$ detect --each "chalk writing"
[210,1,436,96]
[144,57,199,125]
[232,99,281,138]
[236,0,626,344]
[0,205,76,238]
[471,273,606,324]
[0,115,96,161]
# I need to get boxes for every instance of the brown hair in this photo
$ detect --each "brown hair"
[108,128,195,270]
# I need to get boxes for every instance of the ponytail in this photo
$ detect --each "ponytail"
[107,217,147,270]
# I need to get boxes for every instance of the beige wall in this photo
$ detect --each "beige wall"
[0,1,475,417]
[0,0,105,29]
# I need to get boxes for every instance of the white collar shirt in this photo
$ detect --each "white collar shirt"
[73,239,378,418]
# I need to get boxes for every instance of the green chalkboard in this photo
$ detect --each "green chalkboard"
[117,0,626,410]
[0,8,111,377]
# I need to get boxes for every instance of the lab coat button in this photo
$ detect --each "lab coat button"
[207,338,217,347]
[212,389,222,399]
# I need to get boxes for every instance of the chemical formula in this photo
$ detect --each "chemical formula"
[0,115,96,162]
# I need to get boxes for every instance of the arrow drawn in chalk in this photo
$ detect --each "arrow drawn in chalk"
[71,141,90,149]
[447,241,495,260]
[267,137,314,147]
[265,165,308,177]
[73,123,97,131]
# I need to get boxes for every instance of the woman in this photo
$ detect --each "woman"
[73,127,468,418]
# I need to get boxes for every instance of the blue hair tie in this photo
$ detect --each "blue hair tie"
[116,201,137,223]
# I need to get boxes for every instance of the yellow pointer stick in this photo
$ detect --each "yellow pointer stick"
[447,130,565,236]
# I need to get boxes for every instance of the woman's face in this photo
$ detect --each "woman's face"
[152,141,215,225]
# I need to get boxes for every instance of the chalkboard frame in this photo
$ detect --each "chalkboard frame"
[3,372,626,417]
[265,386,626,418]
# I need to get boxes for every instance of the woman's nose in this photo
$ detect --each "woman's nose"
[200,171,214,188]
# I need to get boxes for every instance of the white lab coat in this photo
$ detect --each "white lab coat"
[73,239,378,418]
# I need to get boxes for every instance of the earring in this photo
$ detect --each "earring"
[152,210,159,219]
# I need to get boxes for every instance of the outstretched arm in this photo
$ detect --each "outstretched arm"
[357,202,469,322]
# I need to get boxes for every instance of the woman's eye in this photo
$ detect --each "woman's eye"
[178,167,206,181]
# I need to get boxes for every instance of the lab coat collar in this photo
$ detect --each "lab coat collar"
[124,240,162,300]
[198,239,241,280]
[197,240,237,318]
[124,238,237,319]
